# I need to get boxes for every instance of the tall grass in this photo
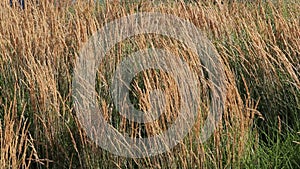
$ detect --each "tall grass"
[0,0,299,168]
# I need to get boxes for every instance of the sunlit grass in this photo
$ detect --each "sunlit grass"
[0,0,299,168]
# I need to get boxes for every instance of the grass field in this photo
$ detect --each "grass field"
[0,0,299,168]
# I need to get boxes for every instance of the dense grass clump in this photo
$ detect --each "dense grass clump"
[0,0,299,168]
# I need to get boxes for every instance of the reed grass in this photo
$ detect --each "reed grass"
[0,0,299,168]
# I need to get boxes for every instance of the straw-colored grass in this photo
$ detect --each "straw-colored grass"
[0,0,299,168]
